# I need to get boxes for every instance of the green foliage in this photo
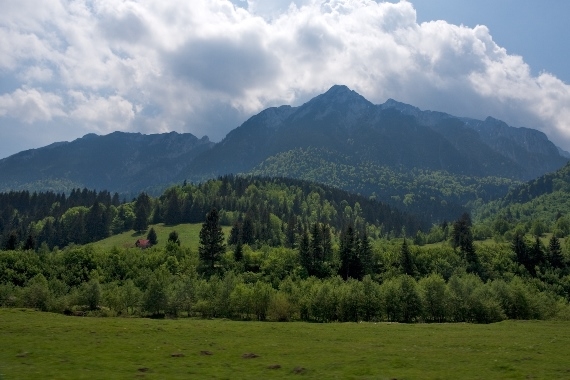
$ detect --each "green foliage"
[250,147,520,222]
[198,208,225,276]
[146,227,158,246]
[133,192,151,232]
[399,239,416,277]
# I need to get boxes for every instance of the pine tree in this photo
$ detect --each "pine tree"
[529,237,545,275]
[147,227,158,246]
[512,232,530,273]
[285,214,297,248]
[168,230,181,246]
[320,224,333,277]
[339,225,360,280]
[358,230,374,276]
[198,208,225,276]
[234,242,243,262]
[548,235,565,269]
[400,238,416,277]
[228,220,242,246]
[298,229,312,276]
[133,193,151,233]
[310,223,323,277]
[241,214,255,245]
[164,189,182,225]
[452,213,481,276]
[23,234,36,251]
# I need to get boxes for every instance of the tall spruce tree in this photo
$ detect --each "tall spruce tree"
[164,189,182,225]
[320,224,333,278]
[358,230,374,277]
[400,238,416,277]
[452,213,481,276]
[241,214,255,245]
[285,214,298,248]
[512,232,530,272]
[133,193,151,233]
[228,220,241,246]
[548,235,565,269]
[146,227,158,246]
[198,208,225,276]
[298,228,312,276]
[168,230,181,246]
[234,242,243,262]
[309,223,323,277]
[529,237,545,275]
[23,234,36,251]
[339,225,360,280]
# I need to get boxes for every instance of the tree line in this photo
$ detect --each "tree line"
[1,176,425,251]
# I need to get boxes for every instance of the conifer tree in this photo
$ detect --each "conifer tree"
[228,220,241,246]
[146,227,158,246]
[512,232,530,272]
[164,189,182,225]
[198,208,225,276]
[285,214,298,248]
[400,238,416,277]
[298,229,312,276]
[548,235,565,269]
[241,214,255,245]
[168,230,181,246]
[358,230,374,276]
[320,223,333,277]
[133,193,151,232]
[23,234,36,251]
[339,225,360,280]
[310,223,323,276]
[234,242,243,262]
[529,237,545,275]
[452,213,481,276]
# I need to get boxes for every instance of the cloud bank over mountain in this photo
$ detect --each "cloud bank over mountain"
[1,0,569,158]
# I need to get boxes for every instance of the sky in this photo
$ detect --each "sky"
[1,0,570,159]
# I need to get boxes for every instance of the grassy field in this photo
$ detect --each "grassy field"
[93,223,232,252]
[1,309,570,379]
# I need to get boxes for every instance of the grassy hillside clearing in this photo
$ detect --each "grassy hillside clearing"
[1,309,570,379]
[92,223,231,252]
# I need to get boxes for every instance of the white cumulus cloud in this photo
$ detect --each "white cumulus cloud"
[0,88,65,123]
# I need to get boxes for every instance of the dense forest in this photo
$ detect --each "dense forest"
[1,174,570,324]
[250,147,519,221]
[0,176,423,252]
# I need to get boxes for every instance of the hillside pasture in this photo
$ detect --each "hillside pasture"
[93,223,231,251]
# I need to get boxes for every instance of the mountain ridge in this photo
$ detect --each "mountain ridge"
[182,85,567,182]
[0,131,214,193]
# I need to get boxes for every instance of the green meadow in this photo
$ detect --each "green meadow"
[2,309,570,379]
[92,223,231,251]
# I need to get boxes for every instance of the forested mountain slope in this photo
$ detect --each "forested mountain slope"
[248,147,516,223]
[0,176,424,251]
[0,132,213,193]
[473,162,570,238]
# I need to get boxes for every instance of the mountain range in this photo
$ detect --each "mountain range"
[0,85,567,222]
[184,85,566,182]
